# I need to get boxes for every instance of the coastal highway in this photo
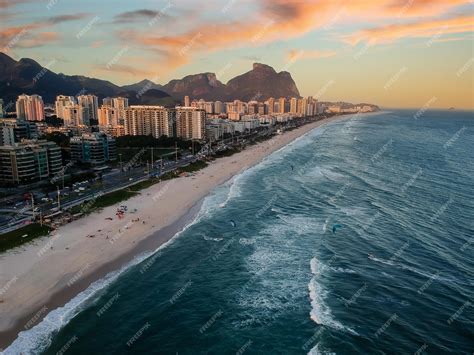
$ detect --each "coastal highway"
[0,155,197,233]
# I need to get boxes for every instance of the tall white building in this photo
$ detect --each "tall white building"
[176,108,206,140]
[184,95,190,107]
[290,97,298,114]
[214,101,223,114]
[77,94,98,123]
[124,106,174,138]
[55,95,76,120]
[63,105,89,126]
[204,102,214,114]
[112,97,129,125]
[266,98,275,114]
[98,106,119,127]
[279,97,286,114]
[16,94,45,121]
[103,97,113,107]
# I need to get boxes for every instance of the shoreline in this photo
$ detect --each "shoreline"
[0,114,354,349]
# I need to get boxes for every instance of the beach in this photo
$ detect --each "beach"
[0,115,346,349]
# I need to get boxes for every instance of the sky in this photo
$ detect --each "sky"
[1,0,473,109]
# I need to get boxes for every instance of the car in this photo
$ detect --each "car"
[129,177,134,181]
[74,189,80,193]
[79,187,86,191]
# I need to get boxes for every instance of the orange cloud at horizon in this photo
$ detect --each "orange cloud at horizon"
[287,49,337,61]
[347,14,474,45]
[117,0,472,73]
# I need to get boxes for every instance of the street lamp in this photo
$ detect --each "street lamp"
[57,185,61,210]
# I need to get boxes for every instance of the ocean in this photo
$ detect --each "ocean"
[5,110,473,354]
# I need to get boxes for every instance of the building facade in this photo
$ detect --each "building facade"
[176,108,206,140]
[0,118,38,146]
[98,106,119,127]
[16,94,45,121]
[63,105,90,126]
[54,95,76,120]
[70,133,117,165]
[124,106,174,138]
[77,94,98,123]
[0,140,62,184]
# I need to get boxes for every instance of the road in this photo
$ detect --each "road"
[0,155,197,233]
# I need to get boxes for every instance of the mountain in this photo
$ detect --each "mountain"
[1,52,301,105]
[322,101,380,111]
[162,73,226,101]
[0,52,172,106]
[121,79,162,92]
[225,63,300,101]
[161,63,300,101]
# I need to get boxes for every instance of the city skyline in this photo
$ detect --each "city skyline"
[1,0,473,109]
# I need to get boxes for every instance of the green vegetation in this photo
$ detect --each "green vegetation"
[69,190,138,215]
[44,116,64,127]
[128,178,161,192]
[0,223,52,253]
[116,135,202,152]
[116,147,176,164]
[214,148,240,158]
[42,132,70,148]
[93,190,138,209]
[179,161,208,173]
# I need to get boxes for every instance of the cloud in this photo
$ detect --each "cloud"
[0,11,16,21]
[287,49,337,61]
[47,13,91,24]
[112,9,171,23]
[0,0,32,9]
[383,0,471,17]
[346,14,474,45]
[116,0,470,73]
[241,55,262,61]
[90,40,105,48]
[0,13,90,50]
[16,32,59,48]
[92,63,154,78]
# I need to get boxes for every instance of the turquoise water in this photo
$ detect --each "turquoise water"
[6,110,474,354]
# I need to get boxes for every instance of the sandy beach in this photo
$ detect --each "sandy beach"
[0,115,347,348]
